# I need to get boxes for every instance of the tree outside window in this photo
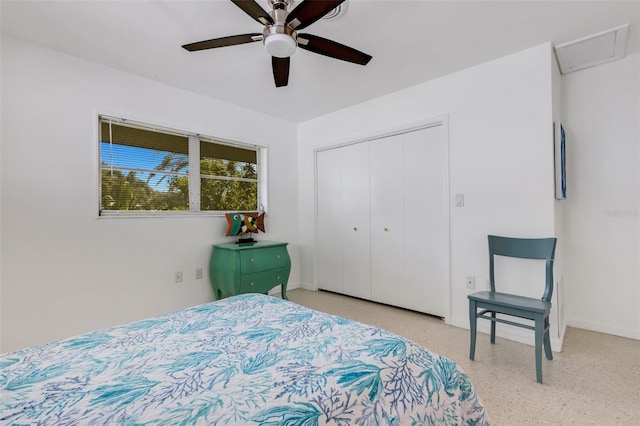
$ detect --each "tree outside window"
[99,117,262,215]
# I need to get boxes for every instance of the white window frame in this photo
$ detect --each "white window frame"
[97,114,267,217]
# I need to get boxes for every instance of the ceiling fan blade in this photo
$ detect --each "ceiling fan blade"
[298,34,372,65]
[231,0,274,25]
[285,0,345,30]
[272,56,290,87]
[182,33,262,51]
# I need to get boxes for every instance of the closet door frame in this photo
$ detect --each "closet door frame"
[313,115,451,324]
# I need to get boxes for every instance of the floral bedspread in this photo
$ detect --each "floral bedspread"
[1,293,489,425]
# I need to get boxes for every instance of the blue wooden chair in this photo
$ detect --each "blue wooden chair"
[468,235,557,384]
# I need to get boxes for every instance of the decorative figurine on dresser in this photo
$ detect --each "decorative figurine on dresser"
[210,212,291,300]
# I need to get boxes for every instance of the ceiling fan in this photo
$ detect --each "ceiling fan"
[182,0,372,87]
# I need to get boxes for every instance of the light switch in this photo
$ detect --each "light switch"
[455,193,465,207]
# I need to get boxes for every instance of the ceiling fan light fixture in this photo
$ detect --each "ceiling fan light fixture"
[264,33,297,57]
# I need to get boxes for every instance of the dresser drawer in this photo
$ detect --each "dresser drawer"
[239,246,289,273]
[239,268,288,293]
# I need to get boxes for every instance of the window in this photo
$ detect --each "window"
[99,115,264,215]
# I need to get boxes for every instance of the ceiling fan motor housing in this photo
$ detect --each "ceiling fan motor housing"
[264,0,297,57]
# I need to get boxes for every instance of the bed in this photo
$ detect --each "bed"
[1,293,489,425]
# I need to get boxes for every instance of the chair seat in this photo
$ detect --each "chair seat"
[468,291,551,314]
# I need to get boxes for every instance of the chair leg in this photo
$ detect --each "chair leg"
[534,314,544,384]
[490,312,496,344]
[469,301,477,360]
[544,317,553,360]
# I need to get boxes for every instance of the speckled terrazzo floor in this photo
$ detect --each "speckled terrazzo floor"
[286,288,640,426]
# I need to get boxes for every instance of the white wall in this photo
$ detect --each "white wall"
[298,43,564,349]
[562,52,640,339]
[552,50,567,342]
[0,37,299,353]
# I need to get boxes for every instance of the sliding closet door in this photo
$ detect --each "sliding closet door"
[403,126,449,317]
[340,143,371,299]
[369,125,449,317]
[370,134,406,306]
[316,121,449,317]
[317,148,343,294]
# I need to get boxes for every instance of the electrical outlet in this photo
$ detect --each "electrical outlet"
[195,268,203,280]
[466,276,475,289]
[175,271,183,284]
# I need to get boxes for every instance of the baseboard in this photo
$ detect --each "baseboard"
[566,318,640,340]
[558,322,567,349]
[268,281,304,297]
[296,282,317,291]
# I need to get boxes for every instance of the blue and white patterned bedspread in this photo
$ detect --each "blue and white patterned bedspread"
[1,294,489,425]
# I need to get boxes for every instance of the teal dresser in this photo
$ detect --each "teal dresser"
[210,241,291,300]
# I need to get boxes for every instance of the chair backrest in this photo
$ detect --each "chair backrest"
[488,235,557,301]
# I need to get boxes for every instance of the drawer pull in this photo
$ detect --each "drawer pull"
[250,258,255,263]
[384,228,389,232]
[250,282,255,286]
[276,254,281,259]
[353,227,358,231]
[276,275,281,280]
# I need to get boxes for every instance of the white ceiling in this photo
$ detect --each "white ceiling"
[2,0,638,123]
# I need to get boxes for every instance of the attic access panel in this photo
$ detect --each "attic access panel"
[555,24,629,74]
